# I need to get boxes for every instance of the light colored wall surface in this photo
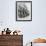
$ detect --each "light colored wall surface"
[0,0,46,45]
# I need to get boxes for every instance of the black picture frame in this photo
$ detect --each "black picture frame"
[16,1,32,21]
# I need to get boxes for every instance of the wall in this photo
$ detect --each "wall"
[0,0,46,45]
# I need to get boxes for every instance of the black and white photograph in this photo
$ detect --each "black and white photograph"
[16,1,32,21]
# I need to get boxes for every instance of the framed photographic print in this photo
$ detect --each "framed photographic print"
[32,43,46,46]
[16,1,32,21]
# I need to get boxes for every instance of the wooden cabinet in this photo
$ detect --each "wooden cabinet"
[0,35,23,46]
